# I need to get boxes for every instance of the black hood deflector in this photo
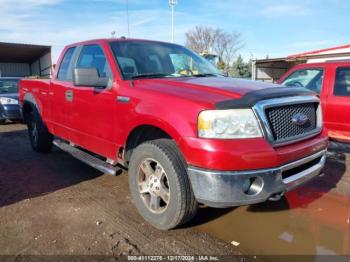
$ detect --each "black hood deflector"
[216,87,316,109]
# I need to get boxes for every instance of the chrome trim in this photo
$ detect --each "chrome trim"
[187,150,326,207]
[53,139,121,176]
[252,95,322,147]
[116,96,130,103]
[280,149,325,172]
[282,154,326,190]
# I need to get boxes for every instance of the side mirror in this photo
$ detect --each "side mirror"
[73,68,109,88]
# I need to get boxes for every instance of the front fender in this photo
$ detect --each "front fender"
[124,113,194,144]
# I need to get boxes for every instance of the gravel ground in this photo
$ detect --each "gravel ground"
[1,123,349,262]
[0,124,240,259]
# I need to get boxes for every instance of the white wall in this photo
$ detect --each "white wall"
[0,63,30,77]
[307,55,350,63]
[29,51,52,77]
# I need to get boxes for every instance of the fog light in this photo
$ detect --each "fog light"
[242,176,264,195]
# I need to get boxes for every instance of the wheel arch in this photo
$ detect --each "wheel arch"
[124,124,175,164]
[22,93,42,121]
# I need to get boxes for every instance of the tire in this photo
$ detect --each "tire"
[0,119,5,125]
[329,141,350,154]
[128,139,198,230]
[26,107,53,153]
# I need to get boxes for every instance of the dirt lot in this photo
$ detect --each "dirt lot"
[0,124,239,258]
[1,123,349,260]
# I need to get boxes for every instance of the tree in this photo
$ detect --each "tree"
[185,26,218,54]
[230,55,252,79]
[185,26,244,71]
[213,31,243,72]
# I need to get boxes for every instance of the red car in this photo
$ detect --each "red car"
[278,62,350,148]
[19,39,328,229]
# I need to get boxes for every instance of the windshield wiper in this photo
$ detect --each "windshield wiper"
[131,73,170,80]
[192,73,224,77]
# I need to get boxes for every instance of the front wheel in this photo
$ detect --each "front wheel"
[128,139,198,230]
[26,108,53,153]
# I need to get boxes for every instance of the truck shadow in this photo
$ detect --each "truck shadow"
[0,129,103,208]
[183,206,236,228]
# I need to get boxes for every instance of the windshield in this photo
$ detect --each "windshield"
[0,79,19,94]
[281,68,324,94]
[110,41,223,80]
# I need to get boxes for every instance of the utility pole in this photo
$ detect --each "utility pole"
[169,0,177,42]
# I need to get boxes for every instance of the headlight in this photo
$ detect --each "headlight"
[198,109,263,139]
[0,97,18,105]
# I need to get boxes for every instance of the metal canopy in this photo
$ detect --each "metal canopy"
[0,42,51,63]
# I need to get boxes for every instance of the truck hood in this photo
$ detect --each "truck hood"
[135,77,282,106]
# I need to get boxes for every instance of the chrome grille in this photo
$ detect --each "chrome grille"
[253,96,322,147]
[266,103,318,143]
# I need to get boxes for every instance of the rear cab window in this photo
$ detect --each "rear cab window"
[334,67,350,96]
[281,68,324,94]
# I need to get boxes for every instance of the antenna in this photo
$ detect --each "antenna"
[126,0,130,37]
[169,0,177,42]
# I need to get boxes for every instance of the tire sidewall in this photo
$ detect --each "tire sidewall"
[26,107,52,152]
[129,143,184,230]
[27,110,40,149]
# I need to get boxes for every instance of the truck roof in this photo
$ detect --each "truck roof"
[292,61,350,68]
[65,38,181,48]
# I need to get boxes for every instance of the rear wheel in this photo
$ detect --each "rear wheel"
[128,139,198,230]
[26,108,53,153]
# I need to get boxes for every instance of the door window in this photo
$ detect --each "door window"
[334,67,350,96]
[57,47,76,81]
[77,45,112,78]
[281,68,324,93]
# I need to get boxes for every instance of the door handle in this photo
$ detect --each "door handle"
[65,90,73,102]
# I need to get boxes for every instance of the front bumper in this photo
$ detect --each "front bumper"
[0,104,22,121]
[187,149,326,208]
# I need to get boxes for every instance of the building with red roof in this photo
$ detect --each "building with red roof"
[252,44,350,82]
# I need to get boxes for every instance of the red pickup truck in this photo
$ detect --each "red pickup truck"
[19,38,328,230]
[278,62,350,150]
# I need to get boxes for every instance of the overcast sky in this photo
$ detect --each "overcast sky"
[1,0,350,62]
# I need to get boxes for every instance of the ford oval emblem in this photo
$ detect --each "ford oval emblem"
[292,113,309,126]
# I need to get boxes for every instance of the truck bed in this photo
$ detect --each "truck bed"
[19,78,51,102]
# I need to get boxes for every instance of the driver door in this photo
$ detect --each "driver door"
[69,44,116,158]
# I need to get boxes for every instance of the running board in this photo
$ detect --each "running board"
[53,139,121,176]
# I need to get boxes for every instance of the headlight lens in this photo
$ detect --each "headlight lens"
[198,109,263,139]
[0,97,18,105]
